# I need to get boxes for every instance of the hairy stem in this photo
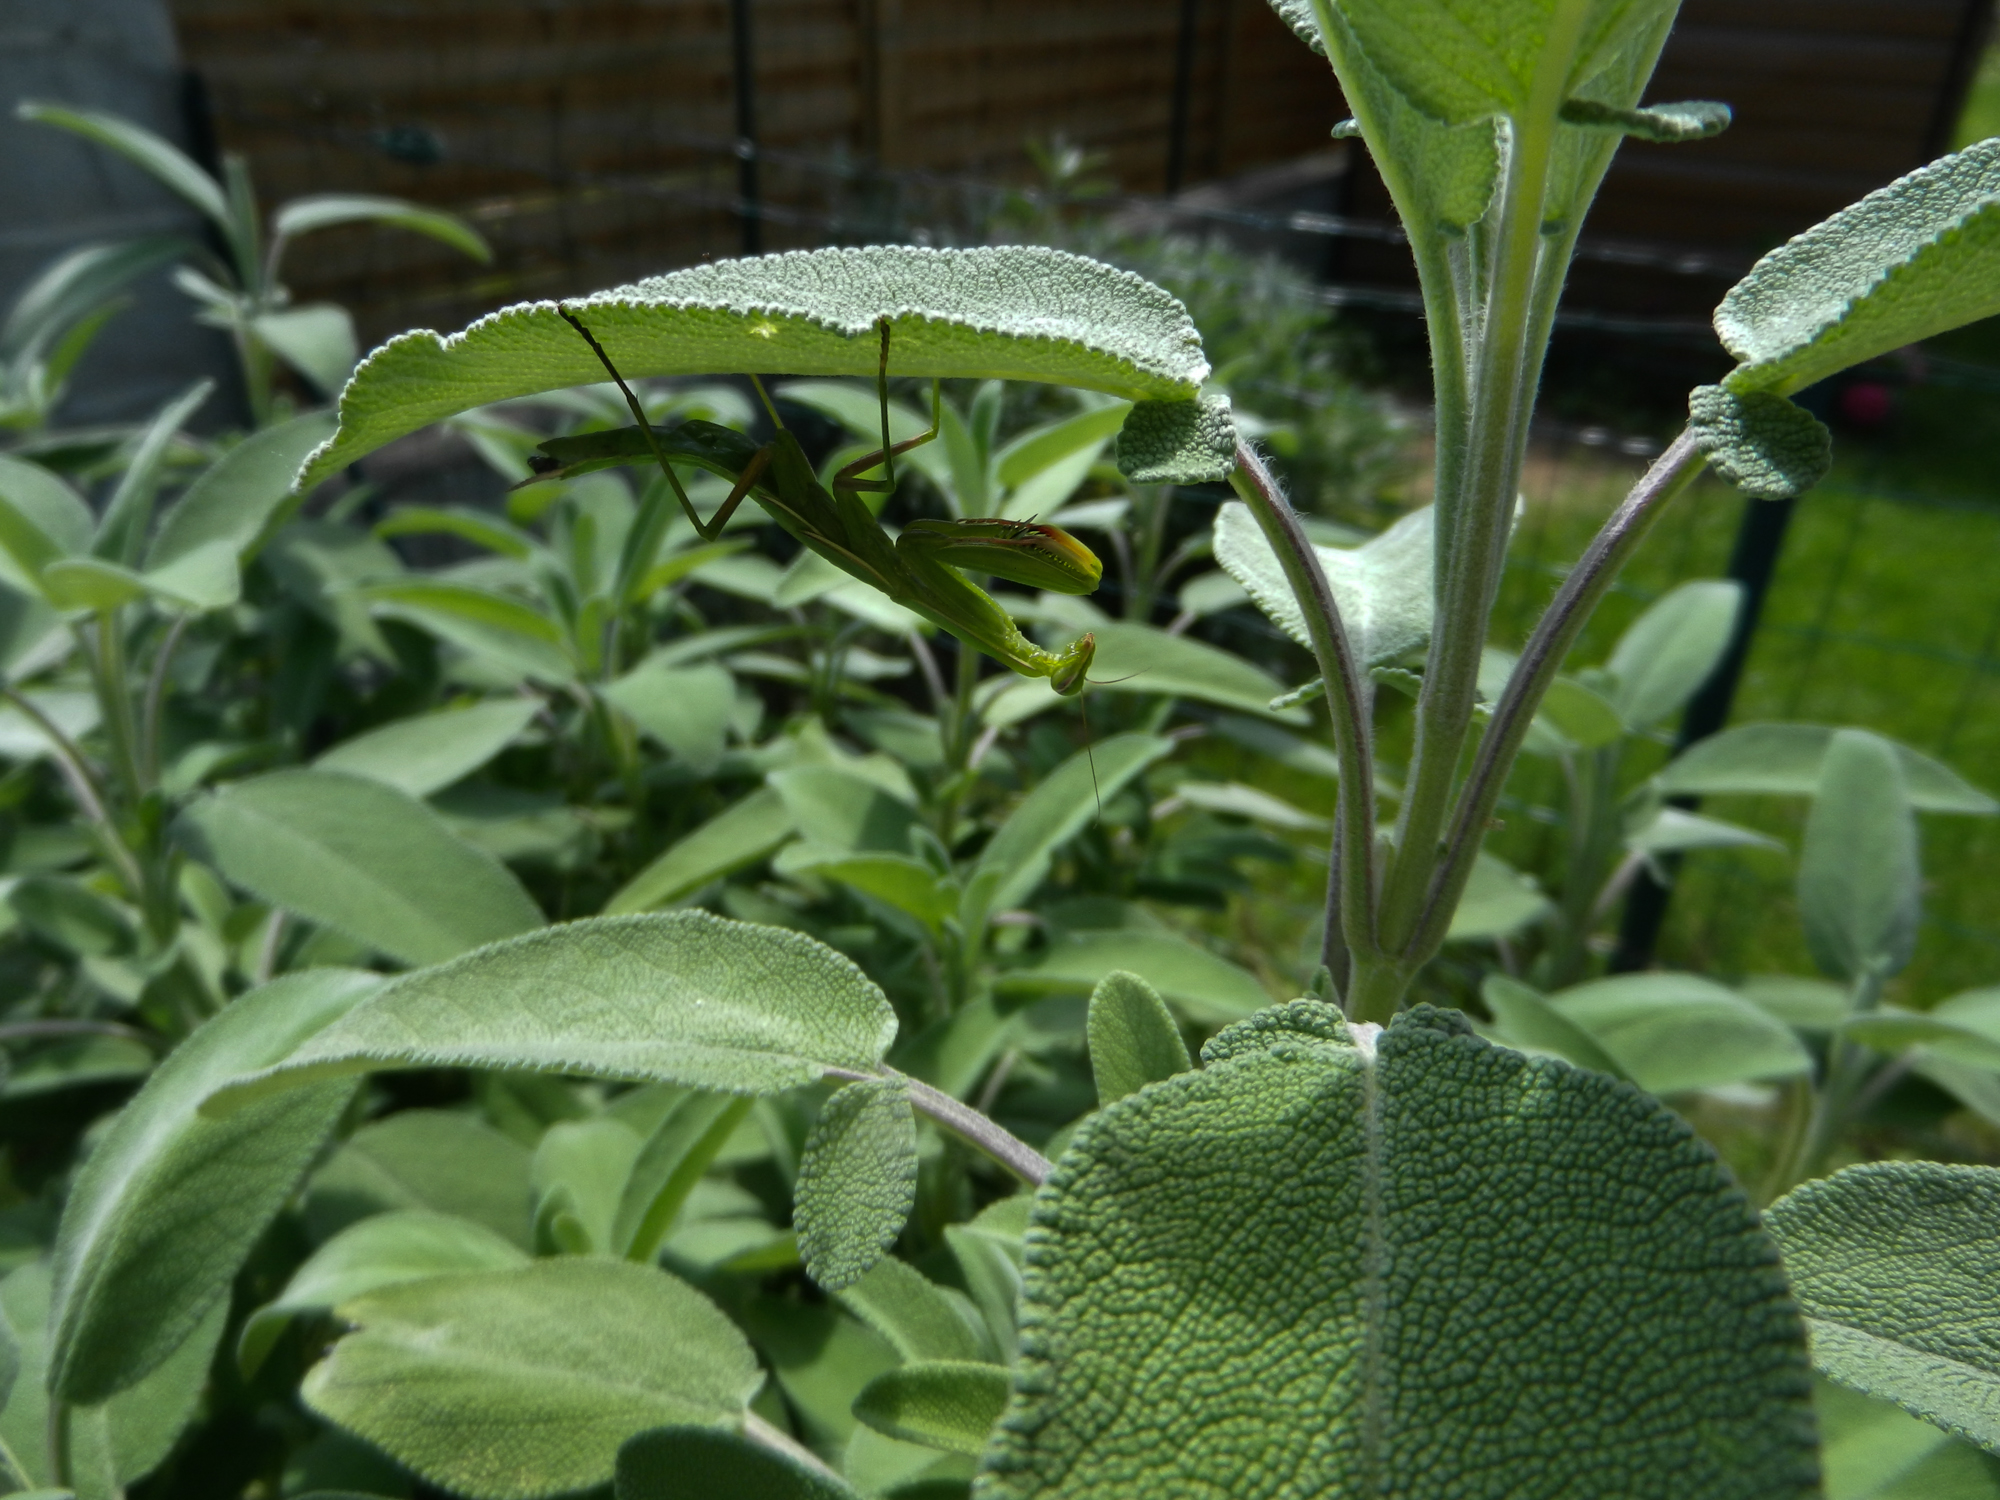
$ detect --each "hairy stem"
[1,685,145,896]
[835,1067,1053,1186]
[1229,443,1378,997]
[1407,430,1707,962]
[141,613,191,788]
[88,614,145,805]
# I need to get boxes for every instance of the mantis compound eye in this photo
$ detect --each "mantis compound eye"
[1050,633,1095,696]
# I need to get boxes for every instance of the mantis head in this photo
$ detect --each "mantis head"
[1049,632,1095,696]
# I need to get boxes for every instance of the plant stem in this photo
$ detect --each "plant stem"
[1377,100,1564,964]
[841,1067,1052,1186]
[1228,442,1378,1000]
[141,613,191,788]
[87,614,145,805]
[1405,430,1706,962]
[0,685,145,896]
[47,1400,71,1490]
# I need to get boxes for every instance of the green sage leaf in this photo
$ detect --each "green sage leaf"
[976,1003,1820,1499]
[239,1209,528,1376]
[1769,1162,2000,1453]
[795,1079,918,1292]
[959,735,1172,940]
[305,1108,533,1247]
[605,787,798,914]
[314,698,538,798]
[1605,579,1743,730]
[1214,499,1433,669]
[304,1259,762,1500]
[1657,723,1996,813]
[299,247,1213,488]
[1688,385,1832,501]
[1479,974,1629,1080]
[206,912,898,1110]
[618,1426,861,1500]
[1798,728,1920,982]
[837,1259,992,1366]
[856,1362,1011,1458]
[175,769,544,968]
[1717,138,2000,397]
[1111,393,1236,484]
[47,969,381,1404]
[1086,970,1192,1105]
[1547,973,1811,1094]
[999,929,1271,1027]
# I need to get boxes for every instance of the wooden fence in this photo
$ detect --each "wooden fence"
[169,0,1338,340]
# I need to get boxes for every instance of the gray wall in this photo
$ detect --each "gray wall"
[0,0,239,426]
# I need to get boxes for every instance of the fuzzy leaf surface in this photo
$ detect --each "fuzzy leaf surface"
[1214,500,1433,669]
[314,698,538,798]
[48,969,381,1403]
[175,769,543,968]
[1769,1163,2000,1452]
[795,1078,918,1292]
[300,247,1211,487]
[304,1259,761,1500]
[239,1209,529,1375]
[1717,139,2000,397]
[1798,729,1920,981]
[617,1426,862,1500]
[1112,393,1236,484]
[975,1004,1819,1499]
[1657,723,1996,813]
[856,1362,1012,1457]
[206,912,898,1109]
[1086,971,1192,1105]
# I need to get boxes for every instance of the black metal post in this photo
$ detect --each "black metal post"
[730,0,763,254]
[1164,0,1201,195]
[1610,491,1799,971]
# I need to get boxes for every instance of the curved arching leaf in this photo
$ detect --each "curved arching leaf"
[204,912,898,1112]
[1717,138,2000,397]
[855,1361,1012,1457]
[175,769,544,968]
[617,1426,862,1500]
[47,969,382,1404]
[1768,1162,2000,1452]
[975,1004,1820,1499]
[299,246,1213,488]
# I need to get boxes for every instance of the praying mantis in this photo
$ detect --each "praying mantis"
[531,308,1104,693]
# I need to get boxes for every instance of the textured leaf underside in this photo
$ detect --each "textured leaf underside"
[1213,499,1434,668]
[1113,393,1237,484]
[975,1003,1820,1499]
[205,912,898,1109]
[1768,1161,2000,1453]
[298,246,1213,488]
